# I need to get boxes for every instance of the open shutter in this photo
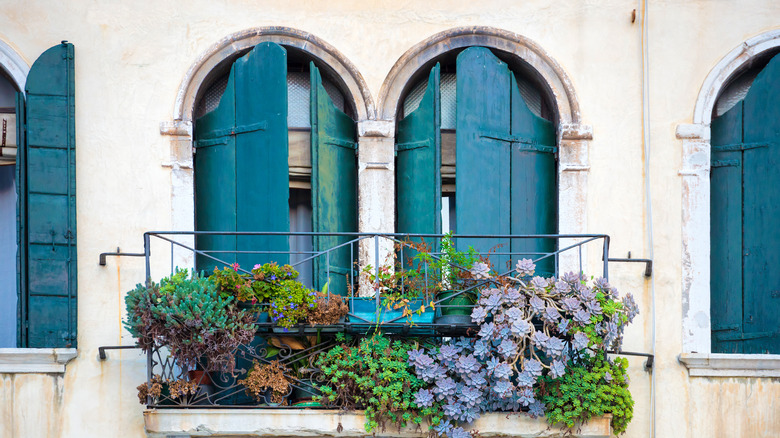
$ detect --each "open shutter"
[396,64,441,260]
[20,42,76,347]
[456,47,512,271]
[710,100,744,353]
[509,74,557,277]
[195,42,289,273]
[740,54,780,354]
[310,63,357,295]
[15,91,26,347]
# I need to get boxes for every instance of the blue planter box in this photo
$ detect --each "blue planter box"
[348,297,434,334]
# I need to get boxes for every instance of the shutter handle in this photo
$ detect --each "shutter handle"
[50,230,57,252]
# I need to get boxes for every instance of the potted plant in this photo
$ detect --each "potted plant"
[124,268,256,374]
[238,360,292,406]
[414,233,482,328]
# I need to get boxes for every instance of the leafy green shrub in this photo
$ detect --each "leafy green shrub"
[124,269,256,372]
[315,333,442,433]
[537,351,634,434]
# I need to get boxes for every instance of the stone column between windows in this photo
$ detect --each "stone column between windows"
[161,121,196,271]
[677,123,712,353]
[558,124,592,275]
[356,120,395,296]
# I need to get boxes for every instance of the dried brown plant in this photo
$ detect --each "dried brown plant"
[239,360,291,405]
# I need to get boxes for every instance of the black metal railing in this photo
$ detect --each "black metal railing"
[138,231,611,408]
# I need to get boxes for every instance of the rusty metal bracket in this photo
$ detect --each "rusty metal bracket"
[98,345,140,360]
[99,247,145,266]
[608,252,652,277]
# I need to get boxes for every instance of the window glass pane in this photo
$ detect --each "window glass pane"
[289,188,313,288]
[403,72,544,129]
[287,72,345,128]
[195,71,346,126]
[0,164,16,347]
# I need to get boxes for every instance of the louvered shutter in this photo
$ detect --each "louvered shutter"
[310,63,357,295]
[396,64,441,260]
[194,42,289,273]
[19,42,76,347]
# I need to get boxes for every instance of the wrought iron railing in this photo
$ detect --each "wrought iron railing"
[138,231,611,408]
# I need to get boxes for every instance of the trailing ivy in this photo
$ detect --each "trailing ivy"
[315,333,442,433]
[537,351,634,434]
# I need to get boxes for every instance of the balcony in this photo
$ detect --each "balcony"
[126,232,630,438]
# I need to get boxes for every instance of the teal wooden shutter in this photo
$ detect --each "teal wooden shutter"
[711,53,780,354]
[15,91,26,348]
[456,47,512,270]
[710,101,744,353]
[509,74,557,277]
[739,53,780,354]
[19,42,76,348]
[396,64,441,260]
[456,47,556,274]
[195,42,289,273]
[310,63,357,295]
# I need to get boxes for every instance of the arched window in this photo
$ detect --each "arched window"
[395,46,557,274]
[193,42,357,294]
[710,51,780,354]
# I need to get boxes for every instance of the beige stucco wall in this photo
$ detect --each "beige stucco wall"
[0,1,778,437]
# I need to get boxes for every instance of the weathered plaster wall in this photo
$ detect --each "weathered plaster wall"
[0,1,777,437]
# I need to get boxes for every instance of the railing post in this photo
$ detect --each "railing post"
[603,236,610,280]
[374,235,379,309]
[144,233,151,287]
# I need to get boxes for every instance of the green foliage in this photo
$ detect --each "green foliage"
[210,262,299,305]
[269,279,317,328]
[124,268,256,372]
[250,262,299,302]
[314,333,442,433]
[211,264,253,303]
[537,351,634,434]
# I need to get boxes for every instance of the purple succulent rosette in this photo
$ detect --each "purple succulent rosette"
[408,259,638,437]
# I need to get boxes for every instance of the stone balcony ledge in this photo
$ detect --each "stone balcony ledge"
[144,409,612,438]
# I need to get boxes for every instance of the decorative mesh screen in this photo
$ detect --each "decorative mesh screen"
[195,71,346,127]
[401,72,545,129]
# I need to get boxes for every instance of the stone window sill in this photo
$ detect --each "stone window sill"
[144,409,612,438]
[678,353,780,377]
[0,348,78,373]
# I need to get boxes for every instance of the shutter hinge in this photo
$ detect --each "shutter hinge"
[396,139,432,152]
[195,121,269,148]
[711,142,768,152]
[323,135,357,150]
[479,132,557,153]
[711,159,741,168]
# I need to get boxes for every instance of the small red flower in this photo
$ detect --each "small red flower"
[231,263,240,271]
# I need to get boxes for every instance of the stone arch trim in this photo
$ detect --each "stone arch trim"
[167,26,374,131]
[377,26,585,133]
[375,26,591,273]
[0,38,29,93]
[692,29,780,127]
[677,29,780,363]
